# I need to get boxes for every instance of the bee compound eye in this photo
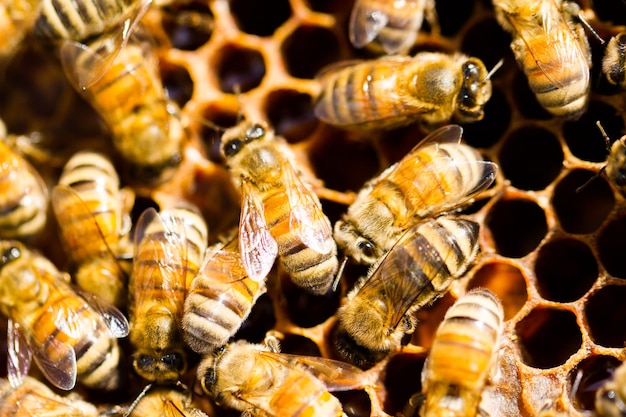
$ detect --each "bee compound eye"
[246,123,265,139]
[136,355,154,369]
[0,246,21,267]
[223,138,243,157]
[162,353,186,371]
[201,367,217,394]
[357,240,376,258]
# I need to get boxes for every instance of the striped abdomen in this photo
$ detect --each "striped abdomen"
[0,142,48,240]
[183,236,266,354]
[423,288,504,417]
[34,0,139,41]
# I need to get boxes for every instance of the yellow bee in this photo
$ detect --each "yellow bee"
[334,124,497,266]
[0,240,129,390]
[197,334,368,417]
[0,138,48,241]
[492,0,591,118]
[0,376,99,417]
[420,288,504,417]
[183,231,267,354]
[52,150,134,308]
[334,216,481,369]
[129,205,208,383]
[603,32,626,89]
[595,360,626,417]
[314,52,494,131]
[0,0,40,59]
[61,28,185,183]
[349,0,437,55]
[126,387,209,417]
[220,120,338,295]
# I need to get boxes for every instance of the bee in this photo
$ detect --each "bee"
[220,120,338,295]
[0,138,48,241]
[52,150,134,308]
[313,52,494,131]
[61,28,185,183]
[349,0,437,55]
[183,231,267,354]
[0,240,129,390]
[334,124,497,267]
[129,205,208,383]
[126,387,209,417]
[492,0,591,118]
[0,376,99,417]
[420,288,504,417]
[0,0,40,59]
[197,334,368,417]
[333,216,481,369]
[595,360,626,417]
[603,32,626,89]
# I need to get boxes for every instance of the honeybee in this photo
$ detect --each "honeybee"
[61,28,184,183]
[183,231,267,354]
[52,150,134,308]
[420,288,504,417]
[314,52,494,131]
[0,0,40,59]
[603,32,626,89]
[0,240,129,390]
[220,120,338,295]
[129,205,208,383]
[349,0,437,55]
[197,334,368,417]
[126,387,209,417]
[333,216,481,369]
[0,138,48,241]
[0,376,99,417]
[595,360,626,417]
[334,124,497,266]
[492,0,591,118]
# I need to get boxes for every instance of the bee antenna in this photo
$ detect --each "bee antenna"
[123,383,153,417]
[484,58,504,82]
[333,256,349,292]
[577,9,604,44]
[576,120,610,193]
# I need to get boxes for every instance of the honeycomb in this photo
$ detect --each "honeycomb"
[2,0,626,416]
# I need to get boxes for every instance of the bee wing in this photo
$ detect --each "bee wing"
[349,0,389,48]
[260,351,369,391]
[59,0,153,90]
[238,181,278,283]
[73,287,129,338]
[7,319,32,388]
[31,337,78,391]
[415,124,463,147]
[283,163,335,255]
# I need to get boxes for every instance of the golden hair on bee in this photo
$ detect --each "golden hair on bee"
[0,240,129,391]
[603,32,626,89]
[334,216,481,369]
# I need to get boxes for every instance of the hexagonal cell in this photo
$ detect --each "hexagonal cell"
[498,126,564,191]
[586,285,626,348]
[264,89,317,143]
[461,18,512,69]
[462,86,510,150]
[279,271,341,329]
[485,197,548,258]
[335,390,372,417]
[229,0,291,37]
[215,44,266,93]
[570,355,622,412]
[467,261,528,320]
[161,1,214,50]
[562,101,624,163]
[597,215,626,279]
[234,293,276,344]
[278,333,321,356]
[382,353,426,416]
[282,25,341,79]
[436,0,475,37]
[552,169,615,234]
[534,238,598,303]
[516,306,582,369]
[160,61,194,108]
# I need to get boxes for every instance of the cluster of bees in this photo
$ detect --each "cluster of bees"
[2,0,626,416]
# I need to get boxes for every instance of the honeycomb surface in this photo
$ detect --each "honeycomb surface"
[2,0,626,416]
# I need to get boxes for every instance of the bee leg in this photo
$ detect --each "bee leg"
[399,392,425,417]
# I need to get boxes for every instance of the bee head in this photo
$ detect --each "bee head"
[0,243,21,269]
[334,219,380,266]
[133,350,187,383]
[221,122,267,158]
[455,58,492,123]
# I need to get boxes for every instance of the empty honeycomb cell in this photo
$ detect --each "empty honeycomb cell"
[334,390,372,417]
[215,44,266,93]
[303,0,352,15]
[160,1,214,51]
[467,261,528,320]
[552,169,615,234]
[512,70,553,120]
[279,272,342,328]
[592,1,626,26]
[460,18,513,69]
[264,89,317,143]
[381,353,425,416]
[585,285,626,348]
[516,307,582,369]
[498,126,564,191]
[276,333,321,356]
[570,355,622,412]
[160,61,194,108]
[281,25,342,79]
[435,0,475,37]
[462,86,510,149]
[562,101,624,163]
[229,0,291,37]
[234,294,276,344]
[597,216,626,278]
[534,238,598,303]
[485,197,548,258]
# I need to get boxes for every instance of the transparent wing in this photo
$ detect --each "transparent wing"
[238,181,278,283]
[349,0,388,48]
[74,287,129,338]
[31,337,77,391]
[7,319,31,388]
